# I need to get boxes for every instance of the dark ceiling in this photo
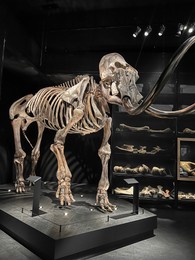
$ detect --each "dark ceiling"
[2,0,195,84]
[7,0,195,52]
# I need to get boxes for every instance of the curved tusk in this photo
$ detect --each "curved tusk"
[125,36,195,115]
[145,103,195,118]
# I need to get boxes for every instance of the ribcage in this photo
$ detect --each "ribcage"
[26,77,106,134]
[26,87,68,130]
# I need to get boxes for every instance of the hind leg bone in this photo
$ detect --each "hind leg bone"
[31,122,45,176]
[11,117,26,193]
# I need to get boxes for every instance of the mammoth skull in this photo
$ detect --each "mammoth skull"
[99,53,143,111]
[99,36,195,117]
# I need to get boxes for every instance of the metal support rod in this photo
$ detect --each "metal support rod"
[124,178,139,214]
[27,176,42,217]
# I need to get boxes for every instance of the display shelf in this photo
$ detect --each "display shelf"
[113,184,175,201]
[112,111,176,132]
[114,131,175,139]
[113,152,174,160]
[176,179,195,206]
[113,172,174,180]
[114,194,174,202]
[110,76,195,207]
[110,104,177,205]
[177,118,195,199]
[112,170,175,203]
[177,115,195,137]
[177,138,195,182]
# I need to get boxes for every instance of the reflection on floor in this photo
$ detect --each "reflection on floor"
[0,183,195,259]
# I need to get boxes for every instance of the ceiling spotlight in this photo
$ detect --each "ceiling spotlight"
[144,26,152,37]
[158,25,165,36]
[133,26,141,38]
[176,23,184,37]
[188,23,195,34]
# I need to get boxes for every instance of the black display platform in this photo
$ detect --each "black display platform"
[0,183,157,260]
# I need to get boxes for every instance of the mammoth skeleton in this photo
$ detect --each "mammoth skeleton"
[9,36,195,212]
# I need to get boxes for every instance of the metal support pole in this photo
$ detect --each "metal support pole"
[124,178,139,214]
[27,176,42,217]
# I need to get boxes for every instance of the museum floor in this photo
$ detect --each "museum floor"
[0,203,195,260]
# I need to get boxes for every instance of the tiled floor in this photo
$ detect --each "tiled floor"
[0,230,41,260]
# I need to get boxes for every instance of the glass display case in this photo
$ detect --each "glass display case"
[110,74,195,206]
[177,138,195,181]
[110,105,177,203]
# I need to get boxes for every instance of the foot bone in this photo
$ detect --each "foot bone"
[15,179,26,193]
[96,189,116,212]
[56,181,75,206]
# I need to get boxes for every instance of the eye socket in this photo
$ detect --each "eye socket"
[104,81,111,88]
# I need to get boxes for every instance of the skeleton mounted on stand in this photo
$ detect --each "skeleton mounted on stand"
[9,36,195,212]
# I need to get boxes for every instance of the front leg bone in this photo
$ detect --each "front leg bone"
[51,107,84,206]
[50,143,75,206]
[96,117,116,212]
